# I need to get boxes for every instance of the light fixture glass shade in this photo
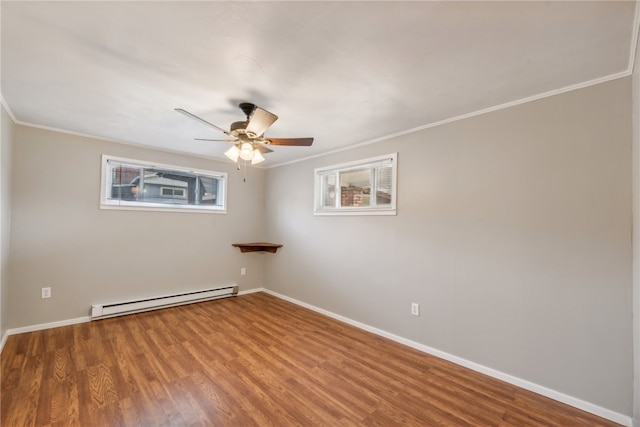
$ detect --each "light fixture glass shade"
[239,142,254,161]
[251,149,265,164]
[224,145,240,162]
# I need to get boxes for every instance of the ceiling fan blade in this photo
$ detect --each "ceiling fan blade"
[175,108,231,136]
[245,107,278,137]
[253,144,274,154]
[266,137,314,146]
[194,138,238,143]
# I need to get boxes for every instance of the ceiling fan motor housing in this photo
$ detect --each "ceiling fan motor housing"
[235,103,258,137]
[230,120,251,137]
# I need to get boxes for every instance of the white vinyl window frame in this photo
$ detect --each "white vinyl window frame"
[314,153,397,216]
[100,155,227,214]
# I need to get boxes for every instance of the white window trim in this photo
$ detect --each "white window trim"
[100,155,227,214]
[314,153,397,216]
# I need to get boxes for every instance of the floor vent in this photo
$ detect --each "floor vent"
[91,285,238,319]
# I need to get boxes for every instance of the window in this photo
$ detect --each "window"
[314,153,397,215]
[160,187,186,198]
[101,155,227,213]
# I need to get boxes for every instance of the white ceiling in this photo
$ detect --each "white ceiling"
[2,1,638,167]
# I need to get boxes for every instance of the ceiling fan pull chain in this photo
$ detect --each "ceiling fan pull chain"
[243,160,247,183]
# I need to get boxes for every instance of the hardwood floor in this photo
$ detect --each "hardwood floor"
[1,292,620,426]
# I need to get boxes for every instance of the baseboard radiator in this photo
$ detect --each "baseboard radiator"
[91,285,238,320]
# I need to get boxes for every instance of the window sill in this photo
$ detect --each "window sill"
[314,209,396,216]
[100,203,227,214]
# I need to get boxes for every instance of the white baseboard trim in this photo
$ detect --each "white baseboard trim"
[238,287,264,296]
[0,330,8,353]
[6,316,91,336]
[2,288,264,338]
[262,288,633,427]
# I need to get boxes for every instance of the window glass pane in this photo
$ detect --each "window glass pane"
[199,176,221,206]
[110,165,141,201]
[375,165,393,206]
[103,156,226,213]
[340,168,371,207]
[320,173,336,209]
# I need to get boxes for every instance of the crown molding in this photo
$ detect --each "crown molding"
[268,69,633,169]
[0,94,17,123]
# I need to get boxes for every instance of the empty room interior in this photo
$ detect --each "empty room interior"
[1,1,640,426]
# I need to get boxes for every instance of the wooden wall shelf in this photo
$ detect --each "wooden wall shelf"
[232,242,283,253]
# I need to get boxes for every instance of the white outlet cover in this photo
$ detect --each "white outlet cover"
[411,303,419,316]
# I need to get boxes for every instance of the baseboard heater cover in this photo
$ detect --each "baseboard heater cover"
[91,285,238,319]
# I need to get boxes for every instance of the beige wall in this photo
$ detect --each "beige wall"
[264,78,633,415]
[632,31,640,427]
[7,126,266,328]
[1,104,15,341]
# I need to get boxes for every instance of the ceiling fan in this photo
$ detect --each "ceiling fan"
[175,103,313,165]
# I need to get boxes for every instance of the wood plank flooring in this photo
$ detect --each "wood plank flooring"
[1,292,620,426]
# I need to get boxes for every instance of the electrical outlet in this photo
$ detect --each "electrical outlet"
[241,267,246,276]
[42,287,51,299]
[411,302,419,316]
